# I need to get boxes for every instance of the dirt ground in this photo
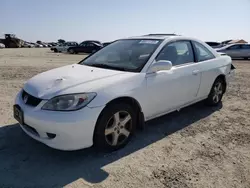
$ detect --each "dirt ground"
[0,48,249,188]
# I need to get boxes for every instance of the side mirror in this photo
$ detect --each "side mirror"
[147,60,172,73]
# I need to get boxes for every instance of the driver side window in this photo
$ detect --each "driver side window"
[156,41,194,66]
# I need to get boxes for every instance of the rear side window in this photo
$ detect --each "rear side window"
[241,45,250,49]
[192,41,215,62]
[228,45,241,50]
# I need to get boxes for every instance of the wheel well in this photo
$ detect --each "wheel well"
[216,74,227,93]
[106,97,142,114]
[97,97,144,130]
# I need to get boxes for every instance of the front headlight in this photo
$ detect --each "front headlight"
[42,93,96,111]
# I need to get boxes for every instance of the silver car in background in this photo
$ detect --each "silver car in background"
[216,43,250,60]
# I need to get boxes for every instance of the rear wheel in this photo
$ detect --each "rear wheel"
[69,49,75,54]
[244,57,248,60]
[94,103,136,151]
[54,49,58,53]
[206,78,225,106]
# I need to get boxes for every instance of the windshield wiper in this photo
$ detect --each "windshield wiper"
[89,63,127,71]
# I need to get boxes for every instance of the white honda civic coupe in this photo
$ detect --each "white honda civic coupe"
[14,34,235,151]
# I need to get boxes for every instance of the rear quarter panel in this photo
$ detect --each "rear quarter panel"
[197,55,232,98]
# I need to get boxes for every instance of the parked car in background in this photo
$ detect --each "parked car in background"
[0,43,5,48]
[48,42,57,47]
[216,43,250,59]
[35,43,43,48]
[42,43,48,47]
[53,42,78,53]
[14,34,235,151]
[37,41,49,47]
[221,40,232,45]
[23,42,35,48]
[103,42,112,47]
[50,43,61,51]
[205,42,224,48]
[48,42,58,48]
[67,40,103,54]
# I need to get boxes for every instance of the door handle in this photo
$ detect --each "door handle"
[192,70,199,75]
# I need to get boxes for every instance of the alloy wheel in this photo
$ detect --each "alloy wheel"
[104,111,132,146]
[213,82,223,103]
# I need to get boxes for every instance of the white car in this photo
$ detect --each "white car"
[0,43,5,48]
[23,42,35,48]
[35,43,43,48]
[14,34,235,151]
[53,42,78,53]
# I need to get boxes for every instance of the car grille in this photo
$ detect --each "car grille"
[22,90,42,107]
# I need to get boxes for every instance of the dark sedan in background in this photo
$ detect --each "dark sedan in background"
[67,40,103,54]
[205,41,224,48]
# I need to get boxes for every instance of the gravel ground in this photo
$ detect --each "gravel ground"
[0,48,250,188]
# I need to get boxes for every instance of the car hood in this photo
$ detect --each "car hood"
[23,64,126,99]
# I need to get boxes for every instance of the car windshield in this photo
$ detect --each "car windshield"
[79,39,162,72]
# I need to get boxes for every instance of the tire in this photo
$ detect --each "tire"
[205,78,225,106]
[69,49,75,54]
[94,103,136,151]
[244,57,248,60]
[54,49,58,53]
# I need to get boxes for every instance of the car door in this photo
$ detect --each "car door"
[191,41,220,99]
[145,40,201,117]
[224,44,241,58]
[77,43,86,53]
[59,43,68,52]
[62,43,70,52]
[241,44,250,58]
[87,43,95,53]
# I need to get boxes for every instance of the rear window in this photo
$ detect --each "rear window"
[193,41,215,62]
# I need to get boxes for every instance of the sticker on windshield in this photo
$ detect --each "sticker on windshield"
[139,40,159,44]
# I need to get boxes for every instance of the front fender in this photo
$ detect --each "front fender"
[86,75,147,113]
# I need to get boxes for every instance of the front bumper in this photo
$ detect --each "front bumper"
[15,91,105,151]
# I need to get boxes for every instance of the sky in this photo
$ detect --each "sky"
[0,0,250,43]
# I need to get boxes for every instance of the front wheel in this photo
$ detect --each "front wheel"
[94,103,136,151]
[206,78,225,106]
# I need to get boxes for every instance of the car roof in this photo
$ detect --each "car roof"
[81,40,101,43]
[223,43,248,48]
[126,34,178,40]
[123,35,205,43]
